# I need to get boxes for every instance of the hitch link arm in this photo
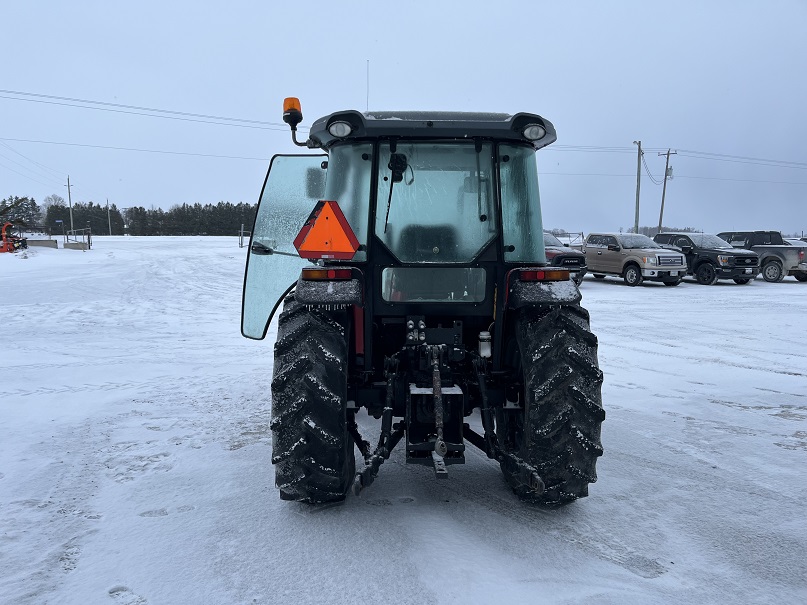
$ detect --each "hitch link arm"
[431,346,448,458]
[473,357,498,458]
[471,355,544,494]
[353,358,402,495]
[346,410,371,459]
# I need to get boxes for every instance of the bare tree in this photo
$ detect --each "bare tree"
[42,194,66,208]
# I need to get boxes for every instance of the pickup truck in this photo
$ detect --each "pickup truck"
[716,230,807,282]
[543,231,587,284]
[653,232,759,285]
[784,239,807,282]
[583,232,686,286]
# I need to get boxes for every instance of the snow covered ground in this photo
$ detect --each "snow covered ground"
[2,237,805,605]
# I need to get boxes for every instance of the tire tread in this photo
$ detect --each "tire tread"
[270,294,354,503]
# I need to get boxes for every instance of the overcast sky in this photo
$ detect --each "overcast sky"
[2,0,805,235]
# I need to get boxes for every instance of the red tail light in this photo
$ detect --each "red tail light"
[301,267,353,281]
[519,268,571,282]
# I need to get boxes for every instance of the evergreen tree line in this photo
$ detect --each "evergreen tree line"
[2,194,257,237]
[546,225,699,238]
[45,201,126,235]
[630,225,699,237]
[122,202,257,236]
[1,196,41,226]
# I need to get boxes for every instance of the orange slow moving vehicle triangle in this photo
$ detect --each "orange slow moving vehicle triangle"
[293,200,360,260]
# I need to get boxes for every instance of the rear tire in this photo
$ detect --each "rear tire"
[733,278,752,285]
[794,272,807,282]
[696,263,719,285]
[663,279,682,287]
[592,274,605,279]
[762,261,784,283]
[623,264,643,286]
[497,305,604,506]
[270,294,355,503]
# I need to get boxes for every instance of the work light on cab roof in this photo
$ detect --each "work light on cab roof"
[328,121,353,138]
[522,124,547,141]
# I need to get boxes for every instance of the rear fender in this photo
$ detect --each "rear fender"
[294,271,365,307]
[507,279,582,309]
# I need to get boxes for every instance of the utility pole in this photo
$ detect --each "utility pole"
[633,140,642,233]
[657,149,677,234]
[107,198,112,235]
[66,175,74,232]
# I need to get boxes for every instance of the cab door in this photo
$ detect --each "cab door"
[241,154,327,339]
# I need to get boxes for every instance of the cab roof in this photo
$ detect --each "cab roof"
[306,110,557,150]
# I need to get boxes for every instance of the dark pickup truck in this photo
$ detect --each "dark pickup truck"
[716,231,807,283]
[543,231,587,284]
[653,232,759,284]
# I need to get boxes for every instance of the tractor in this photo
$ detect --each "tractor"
[241,99,604,506]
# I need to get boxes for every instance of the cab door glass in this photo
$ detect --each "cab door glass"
[324,143,372,262]
[242,154,327,340]
[500,144,546,263]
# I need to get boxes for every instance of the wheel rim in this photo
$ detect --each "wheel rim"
[764,263,780,281]
[698,265,715,284]
[626,267,638,284]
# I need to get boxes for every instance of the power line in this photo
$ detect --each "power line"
[539,171,638,176]
[3,89,805,170]
[0,137,269,161]
[0,94,292,132]
[0,88,293,129]
[3,137,805,187]
[0,149,66,186]
[0,158,63,188]
[641,153,664,185]
[551,144,805,170]
[549,146,637,154]
[677,148,807,168]
[1,139,134,201]
[674,174,807,185]
[0,140,66,177]
[537,171,806,185]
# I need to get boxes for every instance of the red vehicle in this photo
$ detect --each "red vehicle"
[1,222,28,253]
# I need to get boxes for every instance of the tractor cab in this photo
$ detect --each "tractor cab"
[243,103,557,340]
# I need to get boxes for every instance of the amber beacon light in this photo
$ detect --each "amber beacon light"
[283,97,303,129]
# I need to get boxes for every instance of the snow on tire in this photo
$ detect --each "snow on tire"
[270,294,355,503]
[498,305,605,506]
